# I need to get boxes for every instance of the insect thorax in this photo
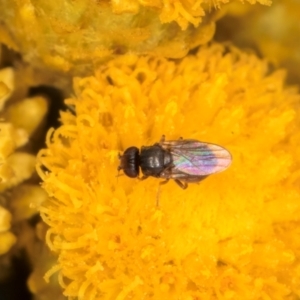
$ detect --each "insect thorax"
[140,145,172,177]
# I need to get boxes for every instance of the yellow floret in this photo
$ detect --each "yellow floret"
[37,43,300,299]
[0,67,14,110]
[0,231,16,255]
[0,205,16,255]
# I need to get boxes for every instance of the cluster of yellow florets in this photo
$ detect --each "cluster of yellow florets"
[0,0,271,74]
[0,66,48,193]
[0,0,300,299]
[37,44,300,299]
[0,205,15,255]
[0,55,56,297]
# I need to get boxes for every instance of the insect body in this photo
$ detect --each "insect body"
[118,136,232,189]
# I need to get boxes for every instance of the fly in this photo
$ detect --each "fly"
[118,136,232,189]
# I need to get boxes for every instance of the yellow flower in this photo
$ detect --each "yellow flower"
[37,43,300,299]
[0,0,270,73]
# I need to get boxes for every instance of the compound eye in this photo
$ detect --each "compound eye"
[121,147,140,178]
[124,167,139,178]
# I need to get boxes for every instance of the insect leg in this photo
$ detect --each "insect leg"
[159,179,170,186]
[138,175,149,180]
[174,179,188,189]
[160,135,184,145]
[160,135,166,143]
[156,179,170,207]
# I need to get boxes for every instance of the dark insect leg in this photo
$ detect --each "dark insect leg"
[184,175,208,183]
[117,153,122,171]
[174,179,188,189]
[115,170,126,184]
[160,135,166,143]
[156,179,170,207]
[160,135,184,144]
[159,179,169,186]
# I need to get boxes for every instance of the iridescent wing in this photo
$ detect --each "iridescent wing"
[161,139,232,176]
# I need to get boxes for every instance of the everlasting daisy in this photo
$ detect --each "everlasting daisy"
[37,43,300,299]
